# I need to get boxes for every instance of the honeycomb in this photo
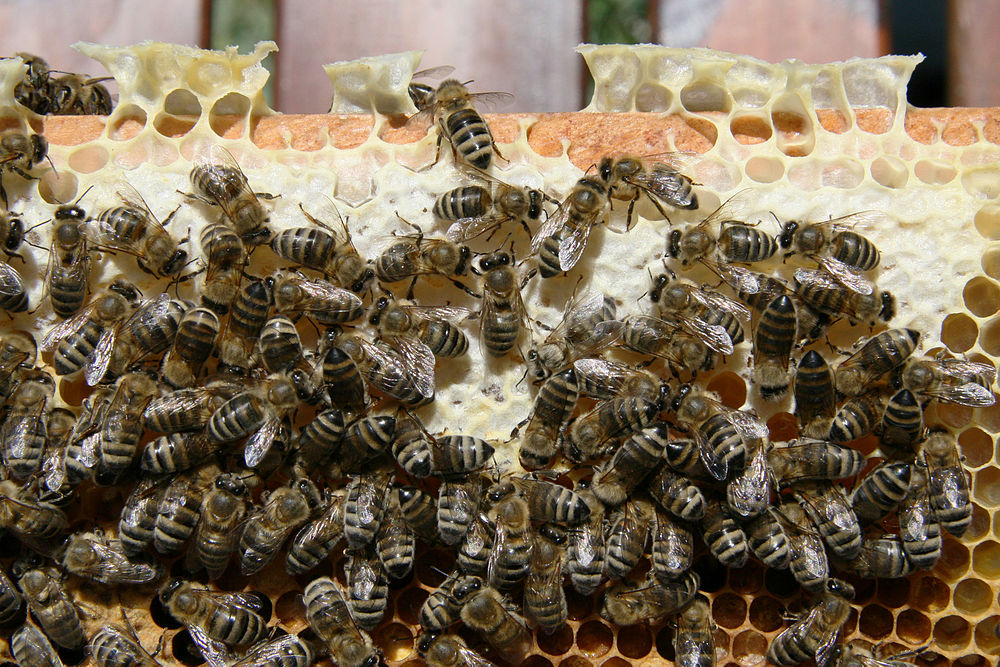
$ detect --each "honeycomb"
[0,40,998,666]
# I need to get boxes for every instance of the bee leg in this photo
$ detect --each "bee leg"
[177,190,219,207]
[448,278,481,299]
[405,276,419,300]
[493,142,509,165]
[257,191,280,200]
[643,191,670,223]
[162,204,183,227]
[0,179,8,209]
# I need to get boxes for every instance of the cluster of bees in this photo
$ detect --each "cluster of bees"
[0,68,989,667]
[3,52,114,117]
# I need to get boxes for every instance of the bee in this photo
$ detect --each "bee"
[0,566,22,625]
[592,423,670,507]
[376,492,415,579]
[230,633,315,667]
[767,578,854,667]
[752,294,797,399]
[897,467,942,572]
[768,439,866,486]
[11,622,63,667]
[828,393,883,443]
[830,640,926,667]
[438,474,483,545]
[0,329,36,399]
[794,349,837,438]
[430,434,495,477]
[240,480,318,575]
[143,381,238,434]
[898,355,997,407]
[778,212,884,287]
[601,570,700,626]
[337,413,397,473]
[780,501,830,593]
[524,525,568,633]
[12,52,50,113]
[669,383,769,480]
[605,498,653,579]
[96,372,160,484]
[271,271,365,326]
[257,315,304,374]
[16,567,85,649]
[119,478,166,556]
[91,183,187,277]
[2,369,55,480]
[389,408,432,478]
[339,334,434,406]
[271,200,374,293]
[153,465,217,555]
[46,201,91,319]
[419,572,481,631]
[319,333,367,414]
[530,176,609,277]
[793,268,895,326]
[345,546,390,631]
[473,251,531,358]
[921,430,972,536]
[620,315,717,376]
[45,73,114,115]
[160,307,219,388]
[193,473,249,579]
[745,507,791,570]
[60,531,161,584]
[294,407,345,470]
[0,258,27,312]
[206,372,301,467]
[90,623,161,667]
[287,489,345,575]
[40,279,143,386]
[518,367,579,469]
[417,78,513,170]
[879,388,924,455]
[344,472,391,548]
[0,480,69,542]
[836,328,921,395]
[106,297,190,379]
[419,632,494,667]
[0,130,48,208]
[303,577,378,667]
[527,290,621,382]
[375,226,477,298]
[407,65,456,111]
[218,276,270,368]
[396,485,438,543]
[369,295,470,359]
[506,475,591,526]
[484,482,531,590]
[600,155,698,225]
[701,496,748,568]
[459,585,531,663]
[567,481,605,595]
[847,535,912,579]
[198,222,246,315]
[850,460,912,524]
[651,508,694,581]
[648,465,706,521]
[437,167,551,243]
[666,190,776,267]
[159,578,267,646]
[650,271,748,354]
[792,482,862,560]
[674,593,715,667]
[726,439,771,519]
[457,512,492,576]
[188,146,275,245]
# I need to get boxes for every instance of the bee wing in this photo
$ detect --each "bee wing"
[558,218,594,272]
[713,262,771,296]
[233,635,312,667]
[688,286,751,322]
[815,625,845,667]
[451,643,499,667]
[244,416,280,468]
[678,316,734,355]
[121,292,171,341]
[78,539,160,584]
[572,357,632,396]
[349,556,379,600]
[5,400,47,459]
[694,430,728,481]
[816,255,875,296]
[413,65,456,80]
[0,261,24,298]
[401,304,472,322]
[294,278,364,315]
[923,382,996,407]
[933,358,998,385]
[446,212,507,242]
[698,188,755,229]
[469,91,516,110]
[385,335,436,398]
[628,164,697,207]
[822,210,891,233]
[184,622,232,667]
[41,299,100,353]
[727,446,771,518]
[486,518,507,586]
[300,196,353,246]
[115,180,167,231]
[725,408,769,441]
[530,201,570,255]
[84,326,118,386]
[545,291,614,345]
[42,451,67,492]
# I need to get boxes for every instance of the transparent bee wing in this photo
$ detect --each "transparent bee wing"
[120,294,172,345]
[679,316,735,355]
[293,277,364,315]
[572,357,632,397]
[713,261,770,296]
[233,635,312,667]
[697,188,755,229]
[0,261,24,298]
[43,451,67,492]
[629,165,697,208]
[485,519,506,586]
[558,218,594,272]
[74,539,159,584]
[817,255,875,296]
[300,196,352,246]
[545,291,616,346]
[451,642,499,667]
[115,180,168,232]
[822,210,891,233]
[530,201,570,255]
[184,622,231,667]
[12,624,59,663]
[921,381,996,407]
[76,434,101,469]
[84,326,117,386]
[446,212,506,242]
[725,408,769,441]
[41,298,100,353]
[385,335,435,398]
[6,401,46,459]
[402,304,472,322]
[815,626,844,667]
[469,91,516,110]
[696,431,728,481]
[350,557,378,600]
[727,446,770,518]
[934,358,998,386]
[413,65,456,80]
[688,285,752,322]
[244,416,280,468]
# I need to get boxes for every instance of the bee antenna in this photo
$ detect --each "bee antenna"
[23,217,48,234]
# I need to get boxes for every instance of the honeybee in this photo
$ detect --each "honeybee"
[40,279,143,386]
[0,258,27,312]
[396,485,438,543]
[105,296,189,379]
[417,78,513,170]
[45,73,114,115]
[16,567,85,649]
[46,201,91,318]
[337,412,396,473]
[835,328,921,396]
[778,212,884,291]
[161,307,219,388]
[701,496,749,567]
[752,294,797,399]
[420,572,480,631]
[484,482,531,590]
[198,221,246,315]
[143,380,238,434]
[793,268,895,326]
[620,315,717,376]
[232,634,315,667]
[847,535,912,579]
[828,393,883,443]
[319,333,367,415]
[240,480,319,575]
[271,200,374,293]
[605,498,653,579]
[59,531,161,584]
[780,501,830,593]
[600,155,698,225]
[767,578,854,667]
[345,546,390,630]
[303,577,379,667]
[271,271,364,325]
[768,439,865,486]
[745,507,791,570]
[0,329,36,400]
[91,183,187,277]
[0,130,48,208]
[11,622,63,667]
[12,52,50,113]
[648,465,706,521]
[369,294,470,359]
[921,430,972,537]
[96,372,160,485]
[459,585,531,663]
[0,480,69,542]
[2,369,55,480]
[419,632,495,667]
[526,290,621,381]
[206,372,301,467]
[651,508,694,581]
[344,472,391,548]
[188,146,276,246]
[592,423,671,507]
[794,349,837,438]
[567,482,605,595]
[438,474,484,546]
[438,166,552,242]
[375,225,477,297]
[666,190,776,267]
[669,383,769,480]
[218,276,270,369]
[153,468,213,555]
[726,439,770,519]
[376,492,415,579]
[0,566,21,626]
[506,475,591,526]
[650,270,748,354]
[193,472,249,579]
[792,482,862,560]
[90,623,161,667]
[431,435,496,477]
[674,593,715,667]
[474,250,531,358]
[530,176,609,277]
[287,488,345,575]
[897,467,942,571]
[119,478,166,556]
[159,578,267,646]
[524,525,567,633]
[897,355,996,407]
[850,460,912,525]
[879,388,924,455]
[601,570,700,626]
[339,334,434,406]
[830,640,926,667]
[518,367,579,469]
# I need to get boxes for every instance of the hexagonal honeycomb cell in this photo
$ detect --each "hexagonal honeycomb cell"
[0,42,998,667]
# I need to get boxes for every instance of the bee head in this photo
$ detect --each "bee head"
[29,133,47,164]
[670,383,692,412]
[3,215,23,251]
[777,220,798,248]
[666,229,682,259]
[879,291,896,322]
[351,267,375,294]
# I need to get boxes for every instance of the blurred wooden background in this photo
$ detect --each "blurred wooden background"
[0,0,993,112]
